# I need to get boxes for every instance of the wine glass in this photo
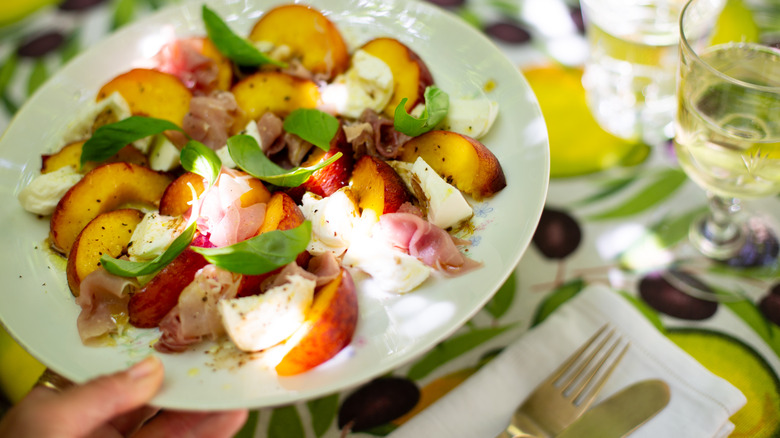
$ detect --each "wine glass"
[675,0,780,267]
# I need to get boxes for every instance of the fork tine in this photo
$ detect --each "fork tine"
[558,327,617,393]
[574,340,630,406]
[549,324,609,381]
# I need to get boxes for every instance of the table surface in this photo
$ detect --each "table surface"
[0,0,778,437]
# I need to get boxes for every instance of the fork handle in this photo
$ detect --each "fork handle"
[495,425,538,438]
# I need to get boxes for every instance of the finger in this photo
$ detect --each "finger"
[136,409,248,438]
[110,405,160,436]
[49,356,164,436]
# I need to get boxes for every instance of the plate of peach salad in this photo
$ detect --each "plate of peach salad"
[0,0,548,409]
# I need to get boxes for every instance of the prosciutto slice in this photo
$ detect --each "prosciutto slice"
[194,169,266,247]
[359,109,412,159]
[155,264,240,353]
[376,212,482,275]
[182,91,241,150]
[76,268,138,344]
[154,38,219,94]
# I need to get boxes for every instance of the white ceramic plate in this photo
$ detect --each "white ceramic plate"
[0,0,549,410]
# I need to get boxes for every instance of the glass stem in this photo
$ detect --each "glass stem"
[689,193,746,260]
[703,194,742,246]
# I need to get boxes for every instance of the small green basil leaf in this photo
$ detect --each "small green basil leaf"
[393,85,449,137]
[100,221,197,277]
[282,108,339,151]
[80,116,184,167]
[227,134,342,187]
[202,5,286,68]
[181,140,222,187]
[192,221,312,275]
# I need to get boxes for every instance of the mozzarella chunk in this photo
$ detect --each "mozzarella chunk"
[343,212,431,293]
[17,166,82,215]
[61,92,152,152]
[322,50,394,119]
[127,212,183,261]
[219,274,315,352]
[411,157,473,229]
[148,134,181,171]
[440,97,499,140]
[300,189,360,256]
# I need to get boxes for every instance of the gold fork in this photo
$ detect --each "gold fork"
[496,324,630,438]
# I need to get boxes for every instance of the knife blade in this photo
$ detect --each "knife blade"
[555,379,670,438]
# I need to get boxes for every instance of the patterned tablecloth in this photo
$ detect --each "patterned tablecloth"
[1,0,778,437]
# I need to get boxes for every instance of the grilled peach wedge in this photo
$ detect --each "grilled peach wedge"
[399,130,506,200]
[248,4,349,81]
[360,37,434,116]
[49,162,172,254]
[351,155,411,215]
[275,268,358,376]
[231,71,321,132]
[41,141,148,174]
[66,209,144,297]
[159,171,271,217]
[96,68,192,126]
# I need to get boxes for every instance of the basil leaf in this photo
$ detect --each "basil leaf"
[227,135,342,187]
[192,222,312,275]
[100,221,197,277]
[80,116,183,167]
[282,108,339,151]
[181,140,222,187]
[202,5,286,68]
[393,85,449,137]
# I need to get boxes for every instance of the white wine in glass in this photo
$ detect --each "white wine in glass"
[675,0,780,264]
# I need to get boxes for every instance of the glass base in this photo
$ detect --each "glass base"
[689,215,779,267]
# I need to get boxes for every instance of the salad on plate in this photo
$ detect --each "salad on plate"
[16,2,508,377]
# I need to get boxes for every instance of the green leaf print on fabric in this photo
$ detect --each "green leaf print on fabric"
[531,278,586,326]
[307,394,339,437]
[268,405,305,438]
[484,272,516,319]
[587,168,688,220]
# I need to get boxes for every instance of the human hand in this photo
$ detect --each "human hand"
[0,356,247,438]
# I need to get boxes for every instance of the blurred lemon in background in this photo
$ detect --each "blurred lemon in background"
[523,65,650,178]
[0,326,45,403]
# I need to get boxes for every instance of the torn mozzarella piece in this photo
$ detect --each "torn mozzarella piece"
[127,212,183,261]
[18,166,82,215]
[219,274,315,352]
[300,189,360,256]
[343,213,431,293]
[322,50,393,119]
[411,157,473,229]
[61,92,152,152]
[148,134,181,171]
[440,97,499,139]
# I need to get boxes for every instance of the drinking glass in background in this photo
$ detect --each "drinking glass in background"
[676,0,780,264]
[579,0,686,146]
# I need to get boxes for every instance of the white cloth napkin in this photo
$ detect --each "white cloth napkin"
[388,284,746,438]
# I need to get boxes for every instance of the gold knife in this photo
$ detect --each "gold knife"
[556,379,670,438]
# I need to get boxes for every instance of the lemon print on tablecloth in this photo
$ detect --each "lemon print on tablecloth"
[711,0,760,46]
[522,65,650,178]
[668,328,780,438]
[0,326,45,403]
[0,0,58,27]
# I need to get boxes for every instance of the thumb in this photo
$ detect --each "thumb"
[54,356,164,435]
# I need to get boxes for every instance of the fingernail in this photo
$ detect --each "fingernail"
[128,356,161,380]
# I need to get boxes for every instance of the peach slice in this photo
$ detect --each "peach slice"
[351,155,411,215]
[258,192,305,234]
[399,130,506,199]
[275,268,358,376]
[49,162,173,254]
[159,171,271,217]
[66,209,144,297]
[96,68,192,126]
[294,124,353,199]
[360,37,434,116]
[41,141,148,174]
[248,4,349,80]
[127,249,208,328]
[230,71,321,131]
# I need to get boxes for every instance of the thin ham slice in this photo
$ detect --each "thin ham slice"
[155,264,240,353]
[182,91,241,150]
[376,212,482,275]
[193,169,266,247]
[359,109,411,159]
[76,268,138,345]
[154,38,219,94]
